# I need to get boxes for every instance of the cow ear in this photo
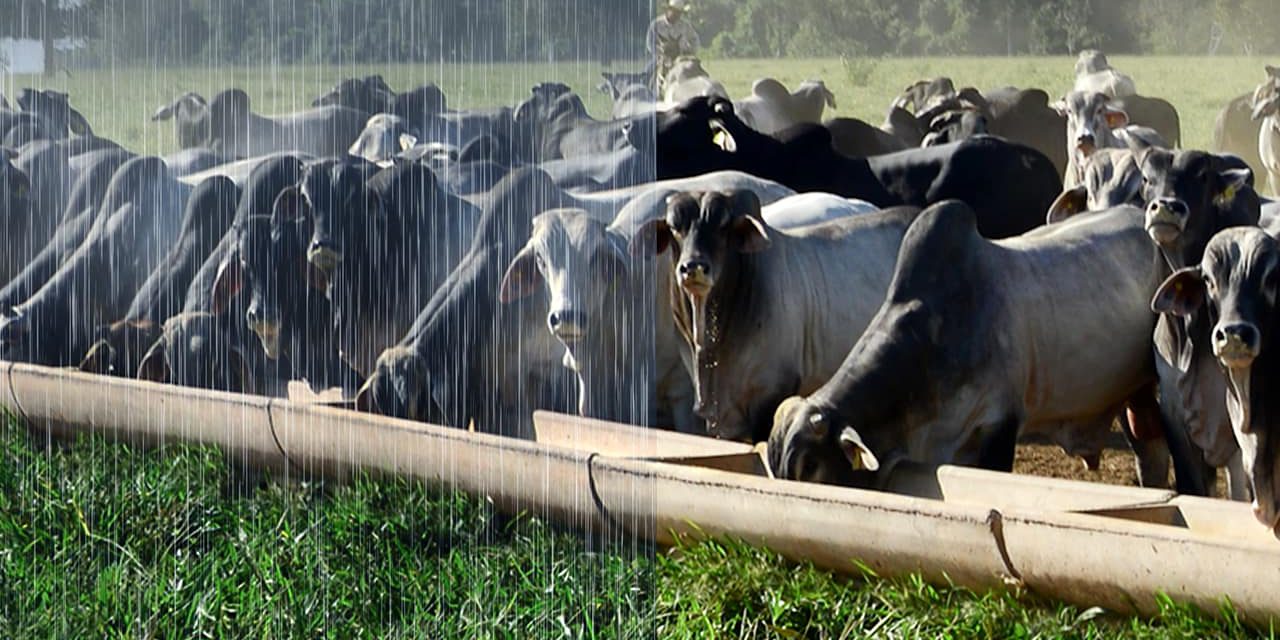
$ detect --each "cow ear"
[78,340,114,374]
[1267,65,1280,79]
[839,426,880,472]
[67,107,91,136]
[1216,168,1252,207]
[151,101,176,121]
[271,186,309,225]
[1051,98,1068,117]
[731,215,771,253]
[629,218,673,257]
[211,256,244,315]
[1046,186,1088,224]
[1152,267,1207,317]
[498,247,542,304]
[136,342,170,383]
[1102,105,1129,129]
[1252,91,1280,121]
[823,85,837,110]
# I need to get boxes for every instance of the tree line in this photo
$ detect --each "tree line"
[3,0,1278,70]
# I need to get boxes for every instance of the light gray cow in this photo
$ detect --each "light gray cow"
[734,78,837,135]
[1073,49,1136,98]
[1252,65,1280,196]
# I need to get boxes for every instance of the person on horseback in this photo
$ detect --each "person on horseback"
[645,0,700,93]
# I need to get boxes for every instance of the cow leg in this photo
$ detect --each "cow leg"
[1150,373,1216,495]
[978,417,1020,472]
[1227,450,1253,502]
[1122,390,1172,489]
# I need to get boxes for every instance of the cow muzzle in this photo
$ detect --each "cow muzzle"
[1075,132,1096,156]
[1145,199,1189,246]
[307,243,343,273]
[547,309,588,343]
[1213,323,1260,369]
[677,260,713,296]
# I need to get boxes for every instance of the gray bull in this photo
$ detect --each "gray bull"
[632,190,916,442]
[770,202,1168,488]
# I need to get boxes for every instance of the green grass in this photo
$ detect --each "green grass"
[5,56,1271,155]
[0,415,1272,638]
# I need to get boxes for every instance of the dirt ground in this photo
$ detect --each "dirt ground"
[1014,429,1229,497]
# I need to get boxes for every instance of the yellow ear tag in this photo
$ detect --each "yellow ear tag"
[712,129,729,150]
[1216,183,1238,207]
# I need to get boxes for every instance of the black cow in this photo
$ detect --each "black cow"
[205,88,369,158]
[823,117,908,158]
[654,96,1060,239]
[514,83,637,162]
[1140,149,1260,497]
[293,161,479,373]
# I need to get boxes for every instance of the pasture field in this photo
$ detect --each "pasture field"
[0,417,1267,638]
[6,56,1272,154]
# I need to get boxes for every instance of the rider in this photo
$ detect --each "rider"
[645,0,700,91]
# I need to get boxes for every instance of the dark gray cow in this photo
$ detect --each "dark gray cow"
[769,202,1168,488]
[0,156,189,366]
[1153,228,1280,535]
[205,88,369,159]
[125,175,241,325]
[0,148,134,309]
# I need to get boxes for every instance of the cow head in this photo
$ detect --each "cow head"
[16,88,92,137]
[500,209,628,347]
[1138,148,1255,269]
[651,96,750,176]
[630,190,770,433]
[1046,149,1145,224]
[137,312,256,394]
[206,88,252,145]
[1153,228,1280,536]
[151,92,210,150]
[1054,91,1128,162]
[768,395,880,486]
[1252,66,1280,122]
[354,346,434,422]
[313,75,397,114]
[1074,49,1111,76]
[78,320,160,377]
[294,161,382,278]
[891,77,955,113]
[632,190,768,308]
[212,212,317,361]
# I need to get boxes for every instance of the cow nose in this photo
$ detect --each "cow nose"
[548,310,588,339]
[1076,132,1095,145]
[1148,198,1188,219]
[1214,323,1260,367]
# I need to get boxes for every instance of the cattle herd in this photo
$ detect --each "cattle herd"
[3,52,1280,536]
